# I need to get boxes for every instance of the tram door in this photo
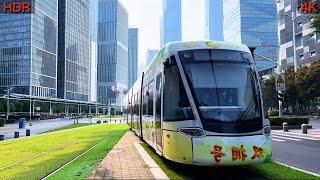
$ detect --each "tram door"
[155,74,163,152]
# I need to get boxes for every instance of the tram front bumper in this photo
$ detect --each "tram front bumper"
[192,135,272,166]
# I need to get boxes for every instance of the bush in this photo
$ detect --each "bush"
[0,118,5,127]
[269,116,309,126]
[268,110,279,117]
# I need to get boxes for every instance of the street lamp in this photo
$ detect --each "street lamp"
[4,87,14,124]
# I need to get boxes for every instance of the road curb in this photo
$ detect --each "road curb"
[274,161,320,178]
[134,143,169,180]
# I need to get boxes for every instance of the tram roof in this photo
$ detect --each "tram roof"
[146,41,251,69]
[165,41,250,55]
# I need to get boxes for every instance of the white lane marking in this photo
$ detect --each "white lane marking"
[272,135,301,141]
[272,138,286,142]
[272,132,320,141]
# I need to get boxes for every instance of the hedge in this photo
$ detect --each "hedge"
[269,116,309,126]
[0,118,5,127]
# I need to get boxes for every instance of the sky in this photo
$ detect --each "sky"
[121,0,205,76]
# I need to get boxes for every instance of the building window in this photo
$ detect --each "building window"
[309,33,315,39]
[295,33,303,48]
[299,54,304,60]
[311,51,316,57]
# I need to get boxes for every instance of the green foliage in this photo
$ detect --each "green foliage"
[310,13,320,33]
[0,118,5,127]
[262,61,320,114]
[262,76,278,109]
[269,116,309,126]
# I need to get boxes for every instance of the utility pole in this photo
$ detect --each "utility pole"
[278,67,283,117]
[291,0,297,72]
[6,87,10,123]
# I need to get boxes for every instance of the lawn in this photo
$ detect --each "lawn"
[43,123,93,133]
[0,124,129,180]
[141,143,319,180]
[140,143,267,179]
[94,115,124,119]
[47,130,125,179]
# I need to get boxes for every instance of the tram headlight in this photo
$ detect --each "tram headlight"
[263,126,271,136]
[178,128,205,137]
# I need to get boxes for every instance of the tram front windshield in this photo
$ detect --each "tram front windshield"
[178,49,262,133]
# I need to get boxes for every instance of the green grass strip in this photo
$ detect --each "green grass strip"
[0,124,129,180]
[141,143,319,180]
[248,162,320,180]
[43,123,93,133]
[140,143,184,179]
[47,130,127,180]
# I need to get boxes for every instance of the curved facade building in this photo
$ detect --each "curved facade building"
[223,0,279,73]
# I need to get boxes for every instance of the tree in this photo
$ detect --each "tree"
[284,66,299,112]
[310,13,320,33]
[262,76,278,110]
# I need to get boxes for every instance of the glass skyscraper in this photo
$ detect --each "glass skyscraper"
[223,0,279,73]
[98,0,128,105]
[89,0,98,102]
[0,0,58,97]
[160,0,182,46]
[205,0,224,41]
[57,0,90,101]
[128,28,138,89]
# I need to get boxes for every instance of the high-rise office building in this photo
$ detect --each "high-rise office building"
[146,49,158,65]
[160,0,182,46]
[57,0,90,101]
[0,0,58,97]
[128,28,138,89]
[89,0,98,102]
[205,0,224,41]
[277,0,320,69]
[98,0,128,105]
[224,0,279,73]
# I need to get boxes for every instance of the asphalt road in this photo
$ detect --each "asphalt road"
[272,127,320,175]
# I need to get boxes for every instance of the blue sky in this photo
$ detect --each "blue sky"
[121,0,205,75]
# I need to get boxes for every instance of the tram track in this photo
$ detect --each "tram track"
[41,131,122,179]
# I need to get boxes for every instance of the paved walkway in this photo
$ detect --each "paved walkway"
[89,131,155,180]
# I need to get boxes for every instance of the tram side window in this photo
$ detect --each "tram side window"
[155,74,162,118]
[143,86,148,115]
[137,91,141,116]
[148,81,154,116]
[133,94,137,116]
[164,62,194,121]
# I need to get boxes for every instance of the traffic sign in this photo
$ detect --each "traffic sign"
[275,73,286,91]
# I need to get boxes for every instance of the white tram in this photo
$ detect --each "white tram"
[123,41,272,165]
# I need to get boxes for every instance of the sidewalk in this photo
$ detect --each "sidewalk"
[0,118,92,140]
[89,131,156,180]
